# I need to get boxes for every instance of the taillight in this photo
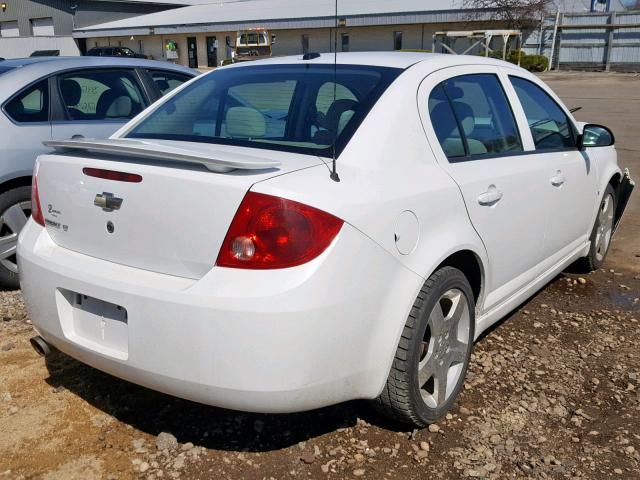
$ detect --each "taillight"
[31,164,45,227]
[216,192,343,269]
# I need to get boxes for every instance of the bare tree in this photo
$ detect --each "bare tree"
[461,0,553,30]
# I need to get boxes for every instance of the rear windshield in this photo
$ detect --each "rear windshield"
[127,64,402,158]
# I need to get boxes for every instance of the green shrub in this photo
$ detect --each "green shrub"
[520,54,549,72]
[476,49,548,72]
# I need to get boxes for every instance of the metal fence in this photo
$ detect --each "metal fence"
[524,10,640,71]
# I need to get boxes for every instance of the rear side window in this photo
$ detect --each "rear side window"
[147,69,192,96]
[510,76,575,151]
[429,74,522,160]
[428,84,464,158]
[127,64,401,158]
[5,80,49,123]
[58,69,147,121]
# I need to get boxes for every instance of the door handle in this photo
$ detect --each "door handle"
[550,170,566,187]
[477,185,503,206]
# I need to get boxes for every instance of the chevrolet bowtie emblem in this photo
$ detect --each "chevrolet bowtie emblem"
[94,192,123,212]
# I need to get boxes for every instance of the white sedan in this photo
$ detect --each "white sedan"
[18,52,634,427]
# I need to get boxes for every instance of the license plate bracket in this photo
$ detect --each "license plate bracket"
[57,289,129,360]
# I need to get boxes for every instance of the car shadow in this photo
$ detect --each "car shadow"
[42,352,408,453]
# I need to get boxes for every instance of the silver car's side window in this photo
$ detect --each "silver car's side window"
[147,70,192,96]
[57,69,147,121]
[4,80,49,123]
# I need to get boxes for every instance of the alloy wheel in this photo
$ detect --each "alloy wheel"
[418,288,471,409]
[595,193,614,263]
[0,201,31,273]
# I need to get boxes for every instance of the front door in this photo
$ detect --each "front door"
[187,37,198,68]
[419,66,554,311]
[507,74,598,261]
[206,36,217,68]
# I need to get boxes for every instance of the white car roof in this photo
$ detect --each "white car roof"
[223,52,525,72]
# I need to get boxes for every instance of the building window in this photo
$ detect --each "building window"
[341,33,349,52]
[30,17,54,36]
[0,21,19,38]
[301,34,310,55]
[394,31,403,51]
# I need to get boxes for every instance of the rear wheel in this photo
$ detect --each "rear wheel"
[574,184,616,273]
[375,267,475,427]
[0,187,31,289]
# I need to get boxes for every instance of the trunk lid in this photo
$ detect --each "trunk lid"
[35,142,321,279]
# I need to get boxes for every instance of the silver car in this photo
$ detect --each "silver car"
[0,56,196,288]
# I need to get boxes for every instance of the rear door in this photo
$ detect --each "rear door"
[506,73,598,260]
[419,66,553,310]
[51,68,149,141]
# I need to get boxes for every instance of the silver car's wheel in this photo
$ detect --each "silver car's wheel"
[376,266,475,427]
[0,200,30,273]
[594,193,614,263]
[0,186,32,289]
[418,288,471,409]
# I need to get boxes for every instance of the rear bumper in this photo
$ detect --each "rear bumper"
[18,220,422,413]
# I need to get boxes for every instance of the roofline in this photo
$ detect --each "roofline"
[72,9,484,38]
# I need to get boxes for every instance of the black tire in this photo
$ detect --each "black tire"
[573,184,617,273]
[375,266,475,427]
[0,186,32,290]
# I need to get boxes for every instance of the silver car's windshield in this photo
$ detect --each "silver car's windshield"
[127,64,401,158]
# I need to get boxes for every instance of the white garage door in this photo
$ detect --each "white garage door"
[0,21,19,38]
[31,18,54,36]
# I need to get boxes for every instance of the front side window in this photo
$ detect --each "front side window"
[127,64,401,158]
[147,69,192,96]
[429,74,522,159]
[510,76,575,151]
[5,80,49,123]
[58,69,147,121]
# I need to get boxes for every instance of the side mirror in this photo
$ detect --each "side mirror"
[578,124,615,150]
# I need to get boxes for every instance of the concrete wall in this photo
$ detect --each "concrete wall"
[88,30,237,65]
[86,22,491,69]
[0,0,73,37]
[0,0,176,37]
[0,35,80,58]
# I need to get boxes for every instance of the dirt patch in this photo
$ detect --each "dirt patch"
[1,269,638,479]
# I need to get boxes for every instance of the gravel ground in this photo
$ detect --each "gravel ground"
[1,72,639,480]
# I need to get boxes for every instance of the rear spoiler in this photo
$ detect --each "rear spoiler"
[43,138,281,173]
